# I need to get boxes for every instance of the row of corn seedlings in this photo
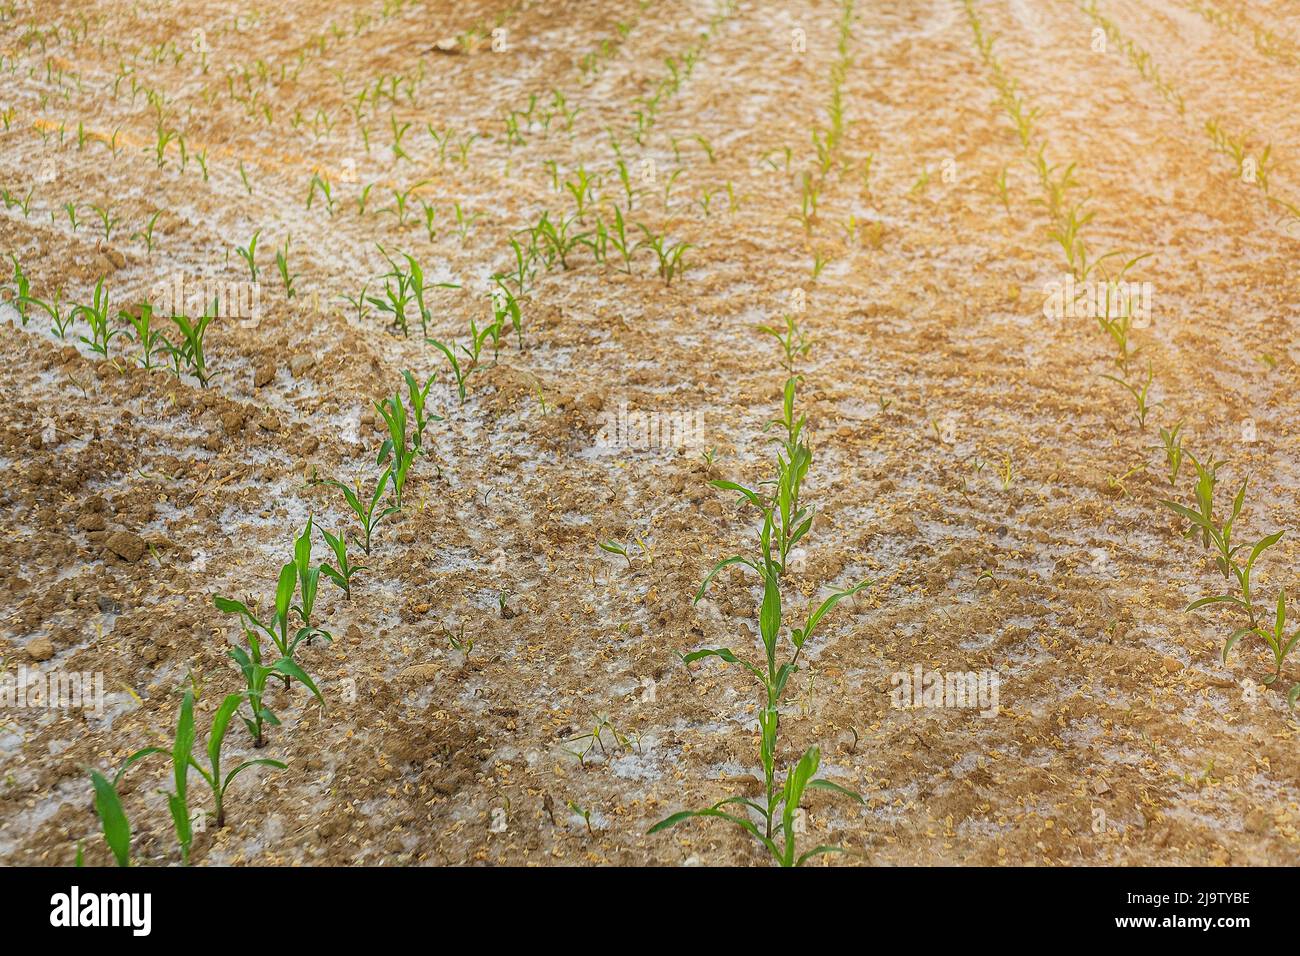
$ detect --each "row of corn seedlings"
[1158,450,1299,706]
[790,0,859,280]
[963,0,1299,705]
[1071,0,1300,224]
[1181,0,1300,68]
[86,352,451,863]
[651,314,870,864]
[5,260,220,386]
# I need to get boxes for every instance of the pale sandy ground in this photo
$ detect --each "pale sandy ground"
[0,0,1297,865]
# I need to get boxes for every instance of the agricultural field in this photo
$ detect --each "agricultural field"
[0,0,1298,871]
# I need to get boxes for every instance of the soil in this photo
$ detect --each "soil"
[0,0,1298,866]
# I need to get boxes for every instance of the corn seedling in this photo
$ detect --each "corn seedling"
[419,200,438,242]
[443,621,474,658]
[124,302,166,369]
[87,768,132,866]
[390,116,411,161]
[758,314,811,374]
[356,183,375,216]
[1233,592,1300,704]
[1157,420,1184,486]
[566,714,637,766]
[532,210,588,270]
[165,305,217,387]
[428,125,452,164]
[90,202,119,241]
[275,235,298,298]
[452,201,480,243]
[185,689,285,829]
[130,209,161,254]
[567,801,595,836]
[599,539,633,567]
[605,205,638,274]
[8,254,31,324]
[375,393,416,507]
[995,165,1011,212]
[307,172,336,216]
[75,277,123,358]
[503,236,537,295]
[320,527,365,600]
[383,180,427,226]
[28,287,73,338]
[1100,363,1158,430]
[427,322,482,403]
[225,625,317,747]
[564,166,596,221]
[217,536,331,660]
[236,229,260,282]
[402,369,441,450]
[636,224,691,285]
[319,468,398,554]
[491,279,524,349]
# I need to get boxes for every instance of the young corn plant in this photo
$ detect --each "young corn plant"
[287,516,332,646]
[375,392,416,508]
[368,254,415,336]
[27,288,73,338]
[1100,363,1159,430]
[8,254,31,324]
[636,224,691,285]
[75,277,123,358]
[130,210,162,255]
[187,691,285,828]
[306,172,335,216]
[215,522,332,694]
[320,527,365,600]
[90,203,119,241]
[275,235,298,298]
[532,210,588,270]
[86,768,133,866]
[758,314,812,375]
[491,278,524,349]
[402,369,441,451]
[124,302,167,369]
[1236,592,1300,705]
[1156,420,1184,486]
[165,305,218,387]
[224,625,315,748]
[236,229,260,282]
[319,468,399,554]
[502,236,537,296]
[428,324,484,403]
[651,375,870,864]
[605,205,637,274]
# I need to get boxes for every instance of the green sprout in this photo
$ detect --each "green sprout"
[319,469,399,554]
[1100,363,1159,430]
[275,235,298,298]
[75,277,123,358]
[236,229,260,282]
[320,527,365,600]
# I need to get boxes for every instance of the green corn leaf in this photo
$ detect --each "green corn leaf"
[90,770,130,867]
